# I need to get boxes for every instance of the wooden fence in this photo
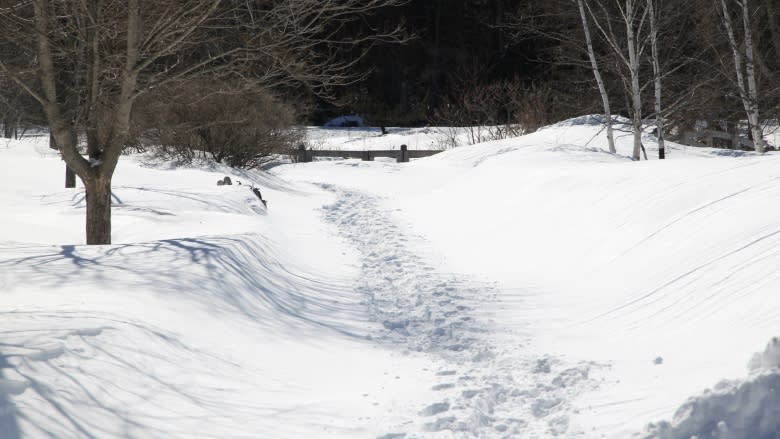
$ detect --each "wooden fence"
[296,144,442,163]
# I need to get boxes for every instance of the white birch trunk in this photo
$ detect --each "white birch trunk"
[719,0,764,153]
[741,0,765,152]
[576,0,616,154]
[625,0,643,160]
[648,0,664,159]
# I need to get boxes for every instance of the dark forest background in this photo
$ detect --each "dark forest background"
[2,0,780,140]
[312,0,780,140]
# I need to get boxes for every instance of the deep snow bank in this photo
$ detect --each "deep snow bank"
[645,338,780,439]
[276,116,780,437]
[0,138,437,439]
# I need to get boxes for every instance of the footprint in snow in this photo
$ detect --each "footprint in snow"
[419,401,450,416]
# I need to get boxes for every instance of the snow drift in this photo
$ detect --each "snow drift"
[645,338,780,439]
[4,117,780,438]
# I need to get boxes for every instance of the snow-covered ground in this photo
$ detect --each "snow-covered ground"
[2,118,780,438]
[304,126,468,151]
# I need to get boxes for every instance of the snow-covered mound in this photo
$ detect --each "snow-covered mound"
[280,118,780,437]
[645,338,780,439]
[0,138,438,439]
[5,116,780,438]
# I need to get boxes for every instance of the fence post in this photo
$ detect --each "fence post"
[298,145,313,163]
[398,144,409,163]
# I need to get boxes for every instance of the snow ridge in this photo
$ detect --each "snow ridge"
[319,185,599,438]
[642,338,780,439]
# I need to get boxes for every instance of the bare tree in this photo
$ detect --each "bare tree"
[0,0,405,244]
[647,0,664,159]
[717,0,766,152]
[575,0,616,154]
[586,0,649,160]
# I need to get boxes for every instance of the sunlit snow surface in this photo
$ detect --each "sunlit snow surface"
[2,119,780,438]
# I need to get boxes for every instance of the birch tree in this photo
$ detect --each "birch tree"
[647,0,665,159]
[587,0,649,160]
[0,0,404,245]
[624,0,647,160]
[575,0,616,154]
[717,0,766,152]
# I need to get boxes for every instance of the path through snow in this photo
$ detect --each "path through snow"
[319,185,601,438]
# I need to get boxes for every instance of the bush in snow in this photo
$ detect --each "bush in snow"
[431,70,556,147]
[132,81,302,169]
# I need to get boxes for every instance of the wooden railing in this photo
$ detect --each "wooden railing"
[296,144,443,163]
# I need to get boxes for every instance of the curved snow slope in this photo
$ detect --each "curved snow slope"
[0,138,436,439]
[279,117,780,437]
[409,122,780,435]
[418,124,780,436]
[4,118,779,437]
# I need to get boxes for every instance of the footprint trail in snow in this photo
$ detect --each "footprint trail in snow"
[320,185,601,438]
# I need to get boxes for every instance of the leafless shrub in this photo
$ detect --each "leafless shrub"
[432,73,552,146]
[132,82,302,169]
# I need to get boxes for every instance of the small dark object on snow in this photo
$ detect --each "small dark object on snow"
[217,180,224,186]
[398,144,410,163]
[251,186,267,208]
[653,356,663,365]
[222,176,232,185]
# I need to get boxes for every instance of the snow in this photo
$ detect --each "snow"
[305,126,467,151]
[2,118,780,438]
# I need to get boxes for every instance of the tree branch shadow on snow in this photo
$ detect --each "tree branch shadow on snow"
[0,322,331,439]
[0,233,372,437]
[0,354,21,439]
[0,234,367,339]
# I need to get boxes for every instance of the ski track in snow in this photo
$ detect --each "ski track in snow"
[319,184,601,438]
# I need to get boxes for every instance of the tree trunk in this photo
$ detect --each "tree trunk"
[65,165,76,188]
[3,118,14,139]
[648,0,665,159]
[577,0,616,154]
[626,0,643,160]
[84,176,112,245]
[719,0,765,153]
[740,0,765,152]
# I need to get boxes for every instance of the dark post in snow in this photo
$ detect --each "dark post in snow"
[65,164,76,188]
[397,144,409,163]
[50,133,76,188]
[297,145,312,163]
